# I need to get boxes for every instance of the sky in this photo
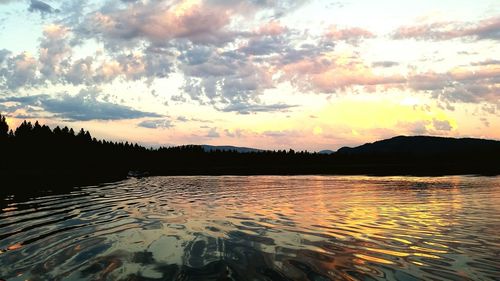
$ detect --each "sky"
[0,0,498,151]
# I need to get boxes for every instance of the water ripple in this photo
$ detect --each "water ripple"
[1,175,499,280]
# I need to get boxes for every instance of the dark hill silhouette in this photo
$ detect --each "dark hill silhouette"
[1,114,499,194]
[337,135,500,155]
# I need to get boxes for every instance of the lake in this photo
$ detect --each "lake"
[0,176,499,280]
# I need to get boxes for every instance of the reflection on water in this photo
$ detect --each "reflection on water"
[1,176,499,280]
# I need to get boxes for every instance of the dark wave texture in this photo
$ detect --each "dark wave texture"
[1,176,499,280]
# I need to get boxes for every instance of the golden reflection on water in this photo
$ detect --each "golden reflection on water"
[0,176,499,280]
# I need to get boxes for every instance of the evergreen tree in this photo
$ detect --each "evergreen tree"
[0,114,8,139]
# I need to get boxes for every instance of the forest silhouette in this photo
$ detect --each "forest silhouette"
[1,113,499,192]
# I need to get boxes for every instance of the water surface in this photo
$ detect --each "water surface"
[1,176,499,280]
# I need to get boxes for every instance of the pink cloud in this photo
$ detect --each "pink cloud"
[88,1,234,45]
[393,16,500,41]
[280,53,404,92]
[324,25,375,43]
[256,21,287,36]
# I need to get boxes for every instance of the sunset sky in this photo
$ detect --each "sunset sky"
[0,0,498,150]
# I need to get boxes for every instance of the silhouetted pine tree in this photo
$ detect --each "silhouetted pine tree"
[0,114,8,139]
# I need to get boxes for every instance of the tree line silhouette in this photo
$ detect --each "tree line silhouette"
[1,113,499,191]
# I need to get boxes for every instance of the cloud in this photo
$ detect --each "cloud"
[393,16,500,41]
[1,0,496,119]
[219,102,297,114]
[408,66,500,104]
[240,35,287,56]
[471,59,500,66]
[480,117,490,127]
[432,119,453,131]
[277,46,498,107]
[280,52,406,93]
[0,88,162,121]
[262,130,301,138]
[28,0,59,15]
[0,24,173,89]
[177,116,189,122]
[324,25,375,44]
[180,45,274,107]
[39,24,72,80]
[0,52,38,90]
[0,49,10,64]
[372,61,399,68]
[206,0,310,18]
[205,127,220,138]
[0,0,327,114]
[64,56,94,85]
[396,120,431,135]
[224,128,243,138]
[257,20,287,36]
[137,119,173,129]
[81,0,236,47]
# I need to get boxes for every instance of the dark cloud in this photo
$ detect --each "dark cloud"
[0,89,162,121]
[137,119,173,129]
[28,0,59,15]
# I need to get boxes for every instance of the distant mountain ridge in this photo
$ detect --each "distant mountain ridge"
[201,145,263,153]
[201,145,337,154]
[336,135,500,155]
[199,136,500,155]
